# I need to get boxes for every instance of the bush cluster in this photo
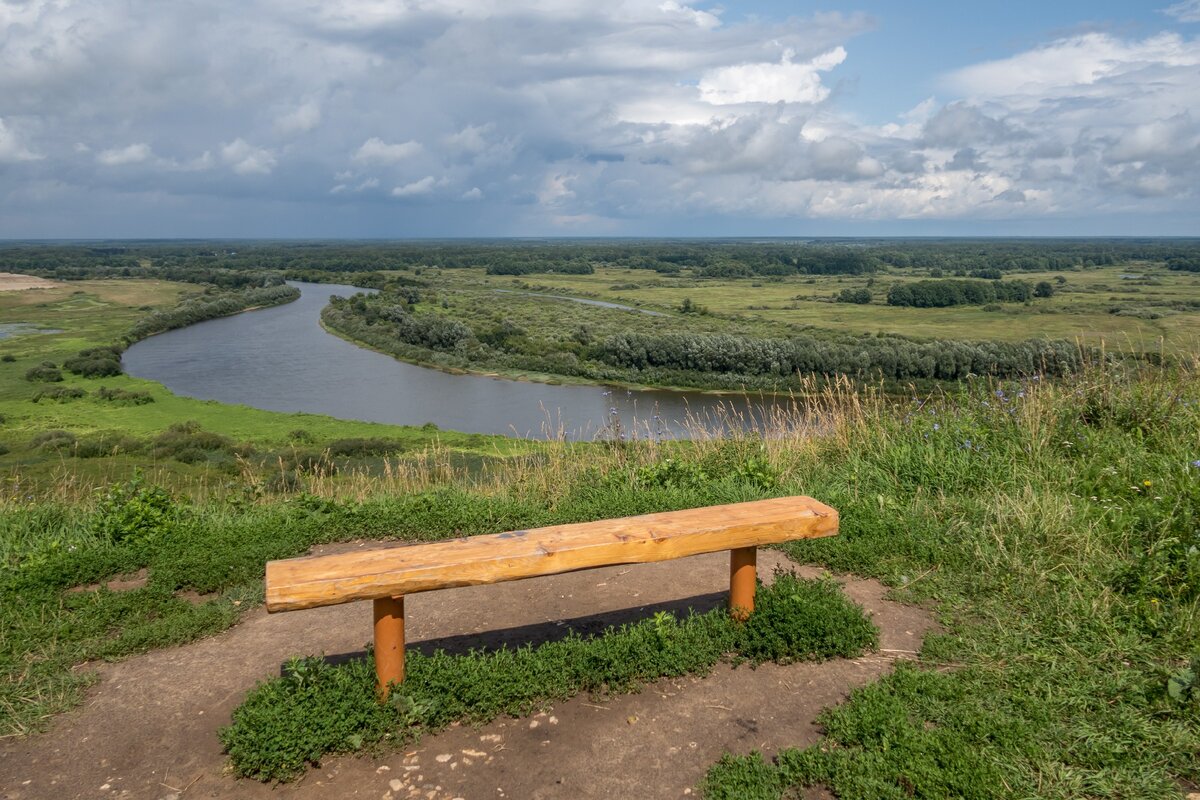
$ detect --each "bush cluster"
[886,279,1033,308]
[63,346,123,378]
[836,288,872,304]
[595,331,1083,380]
[24,362,63,383]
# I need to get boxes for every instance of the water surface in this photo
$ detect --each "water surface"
[124,282,782,438]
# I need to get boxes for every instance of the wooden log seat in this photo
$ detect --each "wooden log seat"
[265,495,838,697]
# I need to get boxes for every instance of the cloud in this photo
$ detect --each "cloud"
[1162,1,1200,22]
[392,176,437,197]
[698,47,846,105]
[354,137,422,164]
[97,143,153,166]
[0,118,41,162]
[0,2,1197,234]
[922,103,1014,147]
[277,101,322,135]
[221,139,276,175]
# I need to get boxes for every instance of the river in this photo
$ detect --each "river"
[123,282,786,439]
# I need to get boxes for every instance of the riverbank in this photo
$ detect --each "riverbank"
[0,278,529,499]
[318,313,790,398]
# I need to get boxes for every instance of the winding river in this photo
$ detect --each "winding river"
[123,282,785,439]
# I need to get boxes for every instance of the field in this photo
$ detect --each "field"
[424,263,1200,350]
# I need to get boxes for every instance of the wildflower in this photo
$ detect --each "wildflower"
[1017,390,1025,398]
[1191,460,1200,469]
[933,423,940,431]
[1143,480,1152,488]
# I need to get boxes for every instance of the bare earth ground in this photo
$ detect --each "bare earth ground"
[0,549,937,800]
[0,274,60,292]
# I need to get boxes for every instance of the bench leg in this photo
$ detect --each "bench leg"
[729,546,756,622]
[373,596,405,698]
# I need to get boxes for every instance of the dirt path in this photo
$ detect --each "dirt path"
[0,549,936,800]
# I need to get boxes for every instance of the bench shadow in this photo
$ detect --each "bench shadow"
[287,590,727,675]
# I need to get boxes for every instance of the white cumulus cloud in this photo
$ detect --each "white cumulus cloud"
[97,143,153,166]
[392,176,437,197]
[699,47,847,105]
[221,139,276,175]
[354,137,423,164]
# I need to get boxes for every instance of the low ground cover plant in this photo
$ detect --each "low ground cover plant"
[220,571,877,782]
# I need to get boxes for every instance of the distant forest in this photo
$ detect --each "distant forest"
[3,238,1200,282]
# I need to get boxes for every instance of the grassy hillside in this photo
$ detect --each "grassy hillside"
[1,363,1196,798]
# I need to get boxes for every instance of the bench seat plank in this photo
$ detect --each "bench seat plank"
[266,496,836,612]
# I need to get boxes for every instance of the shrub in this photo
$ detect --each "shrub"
[93,386,154,405]
[836,288,872,304]
[30,430,76,451]
[1,354,15,362]
[31,386,87,403]
[288,429,315,444]
[64,356,122,378]
[74,434,143,458]
[63,346,124,378]
[91,473,179,544]
[24,363,62,383]
[151,421,232,460]
[326,438,406,458]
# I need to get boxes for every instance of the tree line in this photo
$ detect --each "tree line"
[886,279,1038,307]
[4,239,1198,282]
[325,291,1089,388]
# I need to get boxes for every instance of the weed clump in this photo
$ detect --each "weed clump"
[74,433,143,458]
[93,386,153,405]
[151,421,234,462]
[31,386,86,403]
[30,430,75,451]
[91,473,180,544]
[326,438,407,458]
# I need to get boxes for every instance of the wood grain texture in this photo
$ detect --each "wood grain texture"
[266,496,838,612]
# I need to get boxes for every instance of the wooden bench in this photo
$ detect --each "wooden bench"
[265,495,838,697]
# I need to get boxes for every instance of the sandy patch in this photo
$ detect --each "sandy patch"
[0,273,61,292]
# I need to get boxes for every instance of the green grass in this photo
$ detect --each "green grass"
[699,371,1200,798]
[423,264,1200,350]
[220,571,877,782]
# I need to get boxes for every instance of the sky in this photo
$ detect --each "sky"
[1,0,1198,238]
